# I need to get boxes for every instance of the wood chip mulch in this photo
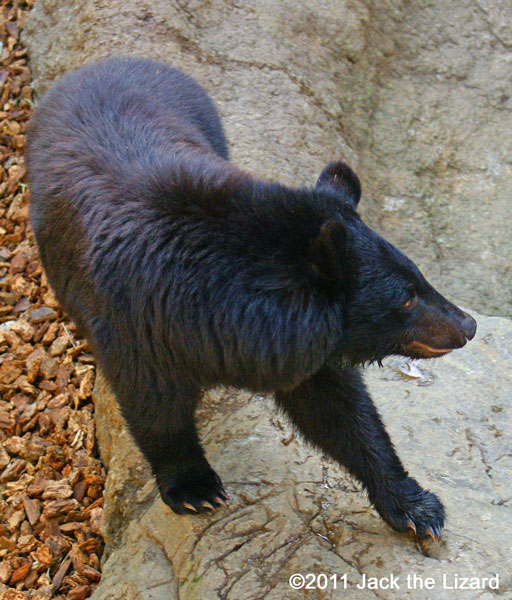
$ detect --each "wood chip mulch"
[0,2,105,599]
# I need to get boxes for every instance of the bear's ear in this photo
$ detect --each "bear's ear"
[309,220,347,285]
[316,161,361,208]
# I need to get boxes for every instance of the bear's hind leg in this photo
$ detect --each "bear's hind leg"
[275,365,444,540]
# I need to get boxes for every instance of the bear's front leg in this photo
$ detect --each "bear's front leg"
[275,365,444,540]
[105,367,227,514]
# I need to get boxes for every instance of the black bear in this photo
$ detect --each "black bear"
[26,57,476,541]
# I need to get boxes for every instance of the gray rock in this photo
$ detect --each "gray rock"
[87,312,512,600]
[352,0,512,319]
[29,306,57,323]
[23,0,512,317]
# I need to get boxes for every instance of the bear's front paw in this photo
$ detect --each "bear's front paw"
[375,477,445,541]
[158,465,228,515]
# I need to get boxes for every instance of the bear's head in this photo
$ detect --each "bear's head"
[313,161,477,365]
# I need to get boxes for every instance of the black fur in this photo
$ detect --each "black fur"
[26,57,476,536]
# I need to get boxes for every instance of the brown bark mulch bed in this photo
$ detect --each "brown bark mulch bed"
[0,2,105,598]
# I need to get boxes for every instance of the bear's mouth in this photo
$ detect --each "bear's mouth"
[404,340,453,358]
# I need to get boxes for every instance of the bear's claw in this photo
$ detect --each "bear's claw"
[375,477,445,543]
[159,465,228,515]
[406,519,417,535]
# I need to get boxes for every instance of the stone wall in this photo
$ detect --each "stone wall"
[25,0,512,317]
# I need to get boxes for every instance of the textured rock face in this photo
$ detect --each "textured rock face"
[23,1,512,598]
[24,0,512,317]
[353,0,512,319]
[93,313,512,599]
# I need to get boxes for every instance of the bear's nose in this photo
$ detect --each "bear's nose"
[460,313,477,341]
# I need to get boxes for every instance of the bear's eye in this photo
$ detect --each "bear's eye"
[402,294,418,310]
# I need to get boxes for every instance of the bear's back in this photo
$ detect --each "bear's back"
[26,57,229,209]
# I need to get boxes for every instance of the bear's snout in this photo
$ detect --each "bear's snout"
[401,296,477,359]
[442,305,477,348]
[458,311,477,342]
